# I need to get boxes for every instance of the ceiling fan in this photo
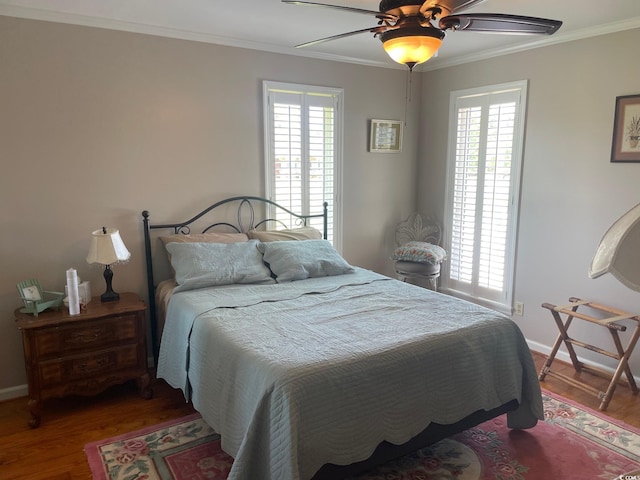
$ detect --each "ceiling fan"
[283,0,562,70]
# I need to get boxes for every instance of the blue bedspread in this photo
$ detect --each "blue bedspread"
[157,268,543,480]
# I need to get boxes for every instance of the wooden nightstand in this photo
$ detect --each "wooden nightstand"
[15,292,152,427]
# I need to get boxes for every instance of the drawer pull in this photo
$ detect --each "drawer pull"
[75,357,112,374]
[79,359,104,369]
[68,328,106,345]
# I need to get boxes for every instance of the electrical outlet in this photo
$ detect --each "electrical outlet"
[514,302,524,316]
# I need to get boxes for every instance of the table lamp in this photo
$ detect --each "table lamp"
[86,227,131,302]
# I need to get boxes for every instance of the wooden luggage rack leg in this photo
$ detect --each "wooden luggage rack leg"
[538,297,640,411]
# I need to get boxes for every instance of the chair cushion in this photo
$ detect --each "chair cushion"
[391,241,447,265]
[395,261,441,276]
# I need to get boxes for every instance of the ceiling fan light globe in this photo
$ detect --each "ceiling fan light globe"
[382,35,443,67]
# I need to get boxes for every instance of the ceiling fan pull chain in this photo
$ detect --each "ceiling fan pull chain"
[404,67,412,126]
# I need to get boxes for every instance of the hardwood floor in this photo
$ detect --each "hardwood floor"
[0,351,638,479]
[0,379,195,480]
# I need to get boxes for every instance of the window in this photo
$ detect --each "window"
[442,81,527,313]
[263,81,343,249]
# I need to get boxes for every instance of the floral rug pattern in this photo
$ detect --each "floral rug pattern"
[86,413,231,480]
[85,391,640,480]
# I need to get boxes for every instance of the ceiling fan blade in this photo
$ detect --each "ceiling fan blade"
[439,13,562,35]
[295,26,389,48]
[282,1,397,20]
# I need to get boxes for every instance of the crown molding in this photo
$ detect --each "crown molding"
[0,4,399,69]
[419,17,640,71]
[2,4,639,72]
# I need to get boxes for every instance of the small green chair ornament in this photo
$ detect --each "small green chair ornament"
[17,279,64,316]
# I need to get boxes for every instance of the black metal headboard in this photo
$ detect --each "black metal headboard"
[141,195,328,357]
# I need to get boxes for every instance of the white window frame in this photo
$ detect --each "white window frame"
[441,80,528,314]
[263,81,343,251]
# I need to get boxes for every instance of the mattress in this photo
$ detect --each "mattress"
[154,278,177,341]
[157,268,543,480]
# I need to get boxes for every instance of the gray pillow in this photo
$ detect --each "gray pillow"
[167,240,274,292]
[258,239,355,283]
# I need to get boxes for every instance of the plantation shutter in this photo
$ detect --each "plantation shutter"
[443,82,526,312]
[264,82,342,246]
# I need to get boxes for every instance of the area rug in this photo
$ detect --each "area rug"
[85,390,640,480]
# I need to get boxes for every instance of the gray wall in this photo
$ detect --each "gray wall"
[3,13,639,397]
[418,28,640,376]
[0,16,419,394]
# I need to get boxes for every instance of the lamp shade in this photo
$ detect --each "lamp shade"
[380,26,444,69]
[86,228,131,266]
[589,203,640,292]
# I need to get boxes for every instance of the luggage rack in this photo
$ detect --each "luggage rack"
[538,297,640,411]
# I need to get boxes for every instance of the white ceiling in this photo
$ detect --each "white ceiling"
[2,0,640,70]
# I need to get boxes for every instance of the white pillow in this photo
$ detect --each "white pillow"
[160,232,249,245]
[166,240,274,292]
[258,239,355,283]
[247,226,322,242]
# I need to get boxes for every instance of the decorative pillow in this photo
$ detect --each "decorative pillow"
[160,232,250,277]
[258,239,355,283]
[166,240,274,292]
[391,241,447,265]
[248,226,322,242]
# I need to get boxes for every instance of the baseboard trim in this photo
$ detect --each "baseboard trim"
[526,339,640,385]
[0,384,27,402]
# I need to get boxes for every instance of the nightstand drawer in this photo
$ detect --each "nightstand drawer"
[34,315,138,357]
[38,344,140,386]
[15,292,151,427]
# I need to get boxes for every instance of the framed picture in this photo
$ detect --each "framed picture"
[611,94,640,163]
[21,285,41,301]
[370,119,403,153]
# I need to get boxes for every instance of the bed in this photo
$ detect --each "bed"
[141,196,543,480]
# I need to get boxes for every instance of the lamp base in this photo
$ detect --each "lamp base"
[101,264,120,302]
[101,290,120,302]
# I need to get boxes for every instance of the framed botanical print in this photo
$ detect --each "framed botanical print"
[611,94,640,163]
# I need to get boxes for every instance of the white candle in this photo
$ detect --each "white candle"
[66,268,80,315]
